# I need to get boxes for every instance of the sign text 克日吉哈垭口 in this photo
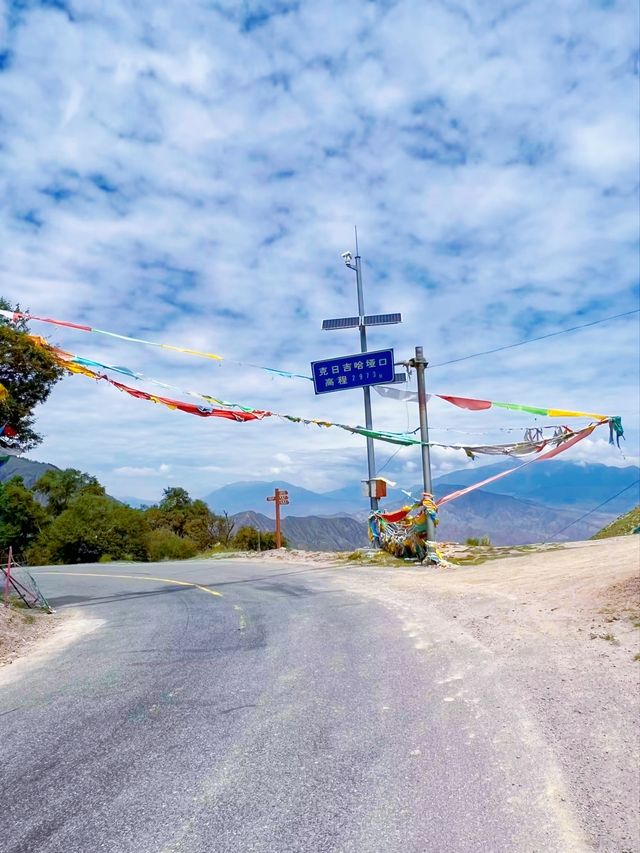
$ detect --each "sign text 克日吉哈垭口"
[311,349,395,395]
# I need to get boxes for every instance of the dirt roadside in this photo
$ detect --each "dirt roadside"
[336,536,640,853]
[0,606,102,688]
[0,604,57,667]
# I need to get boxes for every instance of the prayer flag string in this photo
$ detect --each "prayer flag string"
[0,310,312,381]
[35,337,616,460]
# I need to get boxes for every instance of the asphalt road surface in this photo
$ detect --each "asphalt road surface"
[1,559,586,852]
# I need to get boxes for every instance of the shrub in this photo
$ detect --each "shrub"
[232,526,285,551]
[145,528,198,562]
[26,495,148,565]
[465,536,491,547]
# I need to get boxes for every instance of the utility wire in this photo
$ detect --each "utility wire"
[376,444,406,475]
[428,309,640,369]
[547,479,640,541]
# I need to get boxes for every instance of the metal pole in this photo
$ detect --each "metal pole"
[414,346,435,542]
[354,249,378,513]
[3,546,11,609]
[274,489,282,549]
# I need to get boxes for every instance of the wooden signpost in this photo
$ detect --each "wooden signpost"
[266,488,289,549]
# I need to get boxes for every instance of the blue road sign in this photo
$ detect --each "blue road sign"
[311,348,395,395]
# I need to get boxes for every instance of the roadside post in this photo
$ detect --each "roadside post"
[266,488,289,549]
[407,346,436,543]
[3,546,12,608]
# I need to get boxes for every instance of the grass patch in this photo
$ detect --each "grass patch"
[590,632,620,644]
[341,550,414,568]
[449,555,489,566]
[592,505,640,539]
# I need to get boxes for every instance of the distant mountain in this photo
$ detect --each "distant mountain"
[3,455,632,548]
[205,462,639,521]
[205,480,368,516]
[0,454,58,489]
[433,461,640,513]
[231,511,369,551]
[116,496,156,509]
[233,487,610,549]
[434,484,611,545]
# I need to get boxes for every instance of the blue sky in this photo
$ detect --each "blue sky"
[1,0,638,502]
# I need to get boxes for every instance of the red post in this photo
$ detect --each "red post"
[4,546,12,608]
[266,489,289,549]
[274,489,282,549]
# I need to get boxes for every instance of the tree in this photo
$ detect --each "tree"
[0,475,49,559]
[0,298,64,452]
[27,495,148,565]
[34,468,105,516]
[233,526,284,551]
[183,499,223,551]
[147,488,225,551]
[156,487,192,536]
[217,510,236,546]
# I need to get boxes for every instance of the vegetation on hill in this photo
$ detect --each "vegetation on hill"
[0,297,64,452]
[0,468,281,565]
[591,505,640,540]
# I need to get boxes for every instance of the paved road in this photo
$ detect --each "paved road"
[1,560,583,852]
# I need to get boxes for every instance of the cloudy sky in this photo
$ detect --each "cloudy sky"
[1,0,638,504]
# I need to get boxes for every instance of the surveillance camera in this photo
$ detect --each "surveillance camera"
[341,251,352,264]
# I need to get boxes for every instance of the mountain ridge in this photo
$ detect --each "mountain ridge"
[2,455,632,548]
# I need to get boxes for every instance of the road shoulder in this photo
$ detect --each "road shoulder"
[0,607,102,685]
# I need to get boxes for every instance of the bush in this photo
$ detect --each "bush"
[465,536,491,547]
[232,526,285,551]
[26,495,148,565]
[145,528,198,562]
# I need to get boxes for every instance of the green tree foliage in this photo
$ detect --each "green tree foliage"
[0,298,64,452]
[232,526,283,551]
[157,486,192,535]
[146,487,226,550]
[184,500,223,551]
[0,476,49,559]
[27,495,148,565]
[145,528,198,562]
[1,467,239,566]
[34,468,105,516]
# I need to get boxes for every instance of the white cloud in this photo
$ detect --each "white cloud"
[0,0,637,503]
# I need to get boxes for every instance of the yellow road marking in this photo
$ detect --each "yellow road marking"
[36,571,222,598]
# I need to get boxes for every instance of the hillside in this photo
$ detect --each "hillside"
[0,455,58,489]
[434,460,640,513]
[2,455,627,549]
[592,505,640,539]
[235,487,609,550]
[232,511,369,551]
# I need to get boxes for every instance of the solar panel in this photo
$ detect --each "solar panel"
[322,317,360,330]
[393,372,407,383]
[363,313,402,326]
